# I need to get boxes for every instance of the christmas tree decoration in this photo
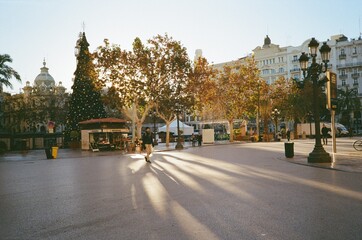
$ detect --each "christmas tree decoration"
[65,32,107,144]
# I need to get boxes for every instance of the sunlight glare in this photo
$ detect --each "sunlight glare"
[142,172,168,218]
[171,201,219,240]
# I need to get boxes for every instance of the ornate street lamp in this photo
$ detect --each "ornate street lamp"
[299,38,332,163]
[175,103,184,150]
[271,108,280,141]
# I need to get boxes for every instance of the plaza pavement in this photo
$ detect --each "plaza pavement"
[1,137,361,240]
[0,137,361,173]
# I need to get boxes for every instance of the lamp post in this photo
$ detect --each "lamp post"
[175,103,184,150]
[307,111,313,139]
[271,108,280,141]
[299,37,331,163]
[257,80,261,141]
[150,109,158,146]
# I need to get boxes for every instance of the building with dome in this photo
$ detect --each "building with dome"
[0,60,70,150]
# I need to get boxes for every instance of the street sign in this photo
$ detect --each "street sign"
[326,71,337,110]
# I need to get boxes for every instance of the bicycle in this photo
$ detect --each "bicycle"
[353,139,362,151]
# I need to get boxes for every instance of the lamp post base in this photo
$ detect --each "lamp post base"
[153,139,158,146]
[175,142,183,150]
[308,145,331,163]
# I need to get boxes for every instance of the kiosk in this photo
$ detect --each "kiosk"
[79,118,129,151]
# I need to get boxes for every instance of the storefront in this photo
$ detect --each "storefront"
[79,118,129,151]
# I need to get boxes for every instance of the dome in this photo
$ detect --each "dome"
[34,60,55,88]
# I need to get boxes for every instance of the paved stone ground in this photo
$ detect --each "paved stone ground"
[0,139,361,240]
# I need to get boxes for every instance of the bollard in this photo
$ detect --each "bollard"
[51,147,59,159]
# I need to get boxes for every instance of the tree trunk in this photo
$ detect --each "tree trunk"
[165,122,171,147]
[263,117,269,142]
[293,119,298,139]
[229,120,234,142]
[136,120,142,139]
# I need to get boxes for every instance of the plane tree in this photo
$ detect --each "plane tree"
[94,34,193,142]
[212,57,260,142]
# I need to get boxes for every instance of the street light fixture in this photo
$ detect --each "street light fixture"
[175,103,184,150]
[299,37,332,163]
[271,108,280,141]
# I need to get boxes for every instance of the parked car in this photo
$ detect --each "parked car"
[324,123,349,137]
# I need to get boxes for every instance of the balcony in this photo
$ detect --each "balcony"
[337,62,362,68]
[339,53,347,59]
[339,74,348,80]
[289,68,300,73]
[352,73,360,79]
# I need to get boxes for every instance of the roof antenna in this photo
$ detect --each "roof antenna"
[359,17,361,39]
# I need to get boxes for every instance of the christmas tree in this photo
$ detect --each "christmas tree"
[65,32,107,143]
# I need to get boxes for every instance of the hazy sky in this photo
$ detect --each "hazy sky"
[1,0,362,94]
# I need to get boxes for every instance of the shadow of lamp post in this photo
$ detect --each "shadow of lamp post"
[298,37,331,163]
[175,103,184,150]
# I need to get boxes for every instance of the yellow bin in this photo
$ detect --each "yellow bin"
[51,147,59,159]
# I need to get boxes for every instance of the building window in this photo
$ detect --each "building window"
[279,67,284,73]
[342,80,346,86]
[293,55,298,61]
[353,47,357,54]
[341,49,345,55]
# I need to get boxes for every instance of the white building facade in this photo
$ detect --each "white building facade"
[190,34,362,134]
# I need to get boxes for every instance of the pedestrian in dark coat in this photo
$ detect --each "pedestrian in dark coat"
[321,124,329,145]
[197,134,202,146]
[142,127,154,162]
[286,129,291,141]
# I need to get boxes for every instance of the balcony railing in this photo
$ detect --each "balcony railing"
[339,74,348,79]
[352,73,360,78]
[339,53,347,59]
[289,68,300,73]
[337,62,362,68]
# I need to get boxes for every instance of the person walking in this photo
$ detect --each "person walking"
[142,127,154,163]
[197,134,202,146]
[286,128,291,141]
[191,133,196,147]
[321,124,329,145]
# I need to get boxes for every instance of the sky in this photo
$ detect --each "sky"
[1,0,362,94]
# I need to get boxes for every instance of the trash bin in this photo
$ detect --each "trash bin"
[284,142,294,158]
[45,148,52,159]
[51,147,59,159]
